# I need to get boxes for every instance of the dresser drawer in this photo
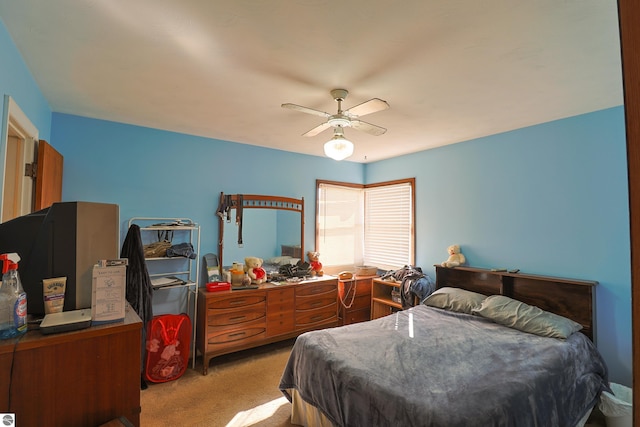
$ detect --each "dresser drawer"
[343,307,371,325]
[338,279,372,300]
[296,295,336,311]
[206,292,266,310]
[205,323,266,347]
[296,282,337,298]
[266,310,295,336]
[296,302,338,327]
[207,308,266,327]
[268,288,294,310]
[343,293,372,311]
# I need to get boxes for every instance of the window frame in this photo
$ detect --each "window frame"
[315,178,415,273]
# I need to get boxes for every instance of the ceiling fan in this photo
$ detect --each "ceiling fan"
[281,89,390,138]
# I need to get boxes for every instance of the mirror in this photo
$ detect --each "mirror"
[223,209,302,264]
[218,193,304,272]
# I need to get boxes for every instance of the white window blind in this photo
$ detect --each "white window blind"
[317,180,413,271]
[317,184,363,267]
[364,182,413,270]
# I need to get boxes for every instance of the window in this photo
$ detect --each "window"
[316,178,414,272]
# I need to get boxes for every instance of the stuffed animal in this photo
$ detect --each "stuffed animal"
[441,244,466,267]
[244,256,267,284]
[307,251,324,277]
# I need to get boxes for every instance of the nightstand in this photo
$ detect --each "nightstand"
[338,276,375,324]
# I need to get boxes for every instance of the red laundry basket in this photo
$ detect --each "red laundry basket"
[144,313,191,383]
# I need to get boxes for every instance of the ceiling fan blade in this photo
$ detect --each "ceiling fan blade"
[282,103,331,118]
[302,121,332,137]
[344,98,389,117]
[350,119,387,136]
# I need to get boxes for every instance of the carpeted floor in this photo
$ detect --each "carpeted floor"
[140,339,297,427]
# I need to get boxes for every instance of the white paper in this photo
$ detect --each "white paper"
[91,264,126,324]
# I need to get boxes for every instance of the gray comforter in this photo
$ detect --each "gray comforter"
[279,305,608,427]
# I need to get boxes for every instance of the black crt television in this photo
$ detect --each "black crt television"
[0,201,119,316]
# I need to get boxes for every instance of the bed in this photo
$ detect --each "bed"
[279,266,609,427]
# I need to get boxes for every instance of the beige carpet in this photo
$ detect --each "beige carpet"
[140,339,297,427]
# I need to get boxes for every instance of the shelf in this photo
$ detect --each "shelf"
[151,282,196,291]
[371,296,402,310]
[371,279,412,320]
[129,216,200,370]
[141,225,199,231]
[150,277,196,288]
[150,270,191,277]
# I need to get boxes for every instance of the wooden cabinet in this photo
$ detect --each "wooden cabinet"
[371,278,406,319]
[338,276,375,325]
[197,276,338,375]
[0,309,142,427]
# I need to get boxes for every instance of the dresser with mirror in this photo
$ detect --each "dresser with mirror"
[196,193,339,375]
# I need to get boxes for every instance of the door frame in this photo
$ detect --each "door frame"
[618,0,639,422]
[0,95,39,222]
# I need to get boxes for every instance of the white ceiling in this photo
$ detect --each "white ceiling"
[0,0,623,163]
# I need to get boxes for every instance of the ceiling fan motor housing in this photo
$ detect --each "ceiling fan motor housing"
[328,115,351,127]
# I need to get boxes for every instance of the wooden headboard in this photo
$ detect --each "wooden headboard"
[434,266,598,341]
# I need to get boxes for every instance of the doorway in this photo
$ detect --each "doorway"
[0,96,39,223]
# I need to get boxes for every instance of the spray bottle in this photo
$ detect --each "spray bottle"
[0,253,27,339]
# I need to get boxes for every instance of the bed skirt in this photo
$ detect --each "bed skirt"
[287,388,334,427]
[286,386,595,427]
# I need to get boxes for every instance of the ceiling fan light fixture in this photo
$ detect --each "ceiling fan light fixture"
[324,134,354,161]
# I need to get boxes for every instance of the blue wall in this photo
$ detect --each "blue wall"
[0,17,632,386]
[49,114,364,256]
[367,106,631,385]
[49,114,363,316]
[51,107,631,385]
[0,18,52,160]
[0,17,52,226]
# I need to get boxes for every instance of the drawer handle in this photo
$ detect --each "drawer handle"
[229,315,246,322]
[310,315,324,322]
[311,301,323,307]
[230,299,246,306]
[228,331,247,338]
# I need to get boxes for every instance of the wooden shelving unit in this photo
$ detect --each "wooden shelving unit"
[371,278,403,319]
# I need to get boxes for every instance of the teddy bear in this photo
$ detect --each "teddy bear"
[306,251,324,277]
[441,244,466,267]
[244,256,267,284]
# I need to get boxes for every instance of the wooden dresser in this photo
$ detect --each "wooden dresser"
[338,276,375,325]
[0,308,142,427]
[197,276,338,375]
